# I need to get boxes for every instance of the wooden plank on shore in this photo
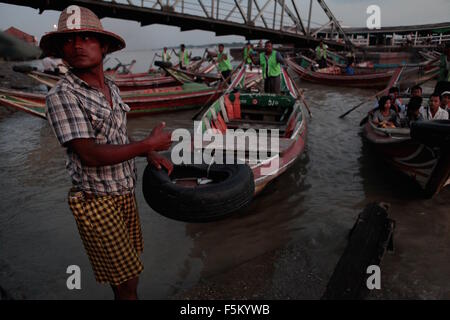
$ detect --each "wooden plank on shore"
[322,202,395,300]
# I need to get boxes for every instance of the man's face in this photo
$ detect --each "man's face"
[411,89,422,97]
[219,46,224,53]
[441,95,449,107]
[430,96,440,110]
[61,33,105,69]
[265,42,272,54]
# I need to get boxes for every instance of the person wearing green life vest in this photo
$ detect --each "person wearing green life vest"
[161,47,171,63]
[250,40,285,94]
[243,42,254,66]
[315,39,328,69]
[172,44,190,70]
[217,44,233,84]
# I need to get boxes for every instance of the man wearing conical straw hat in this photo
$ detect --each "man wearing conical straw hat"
[41,5,173,300]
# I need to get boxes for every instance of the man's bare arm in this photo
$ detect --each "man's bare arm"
[67,122,172,167]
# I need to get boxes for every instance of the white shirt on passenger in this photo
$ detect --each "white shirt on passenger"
[419,106,449,120]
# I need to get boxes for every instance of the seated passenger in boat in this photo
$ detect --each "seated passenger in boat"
[410,85,423,98]
[399,96,424,128]
[371,96,399,128]
[345,62,355,75]
[420,93,450,120]
[388,87,405,113]
[440,91,450,114]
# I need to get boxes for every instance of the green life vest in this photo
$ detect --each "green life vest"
[179,50,189,67]
[162,51,171,62]
[217,52,232,72]
[316,45,327,60]
[244,47,253,64]
[260,51,281,79]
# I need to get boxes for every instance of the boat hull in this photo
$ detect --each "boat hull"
[0,88,222,117]
[363,121,450,197]
[287,58,439,89]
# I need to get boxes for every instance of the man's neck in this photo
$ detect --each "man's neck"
[72,64,105,90]
[430,105,439,116]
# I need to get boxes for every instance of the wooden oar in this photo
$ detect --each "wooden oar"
[149,53,158,69]
[289,70,313,118]
[296,87,313,119]
[338,66,405,119]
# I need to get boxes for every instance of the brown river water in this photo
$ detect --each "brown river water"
[0,75,448,299]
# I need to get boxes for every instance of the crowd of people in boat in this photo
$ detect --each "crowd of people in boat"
[370,85,449,128]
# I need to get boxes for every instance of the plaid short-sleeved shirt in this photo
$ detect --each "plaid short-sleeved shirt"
[46,71,137,195]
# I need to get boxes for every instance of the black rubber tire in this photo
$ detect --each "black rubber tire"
[411,120,450,147]
[142,164,255,222]
[154,61,173,68]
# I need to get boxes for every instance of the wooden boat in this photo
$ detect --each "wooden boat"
[0,83,223,117]
[362,119,450,197]
[0,66,250,117]
[0,94,46,119]
[287,55,440,89]
[26,69,182,92]
[195,67,307,194]
[23,61,217,92]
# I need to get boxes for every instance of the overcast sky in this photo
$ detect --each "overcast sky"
[0,0,449,52]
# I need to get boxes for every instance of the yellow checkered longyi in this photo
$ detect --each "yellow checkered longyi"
[68,189,144,286]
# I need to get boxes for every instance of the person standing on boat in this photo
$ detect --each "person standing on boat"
[315,40,328,69]
[40,6,173,300]
[251,40,285,94]
[217,44,233,84]
[161,47,171,63]
[420,93,449,120]
[173,44,190,70]
[243,42,254,68]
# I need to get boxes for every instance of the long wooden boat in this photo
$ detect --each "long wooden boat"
[0,66,250,117]
[195,67,307,194]
[287,55,440,89]
[26,70,182,92]
[362,119,450,197]
[23,61,217,92]
[0,83,222,117]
